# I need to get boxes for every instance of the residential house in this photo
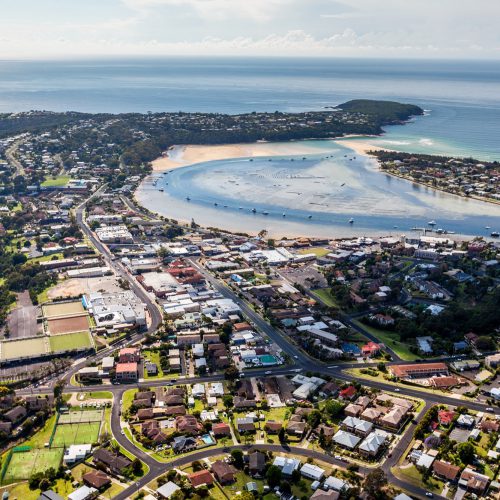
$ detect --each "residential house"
[248,451,266,476]
[92,448,132,475]
[432,461,460,482]
[189,470,214,488]
[83,471,111,490]
[211,460,237,484]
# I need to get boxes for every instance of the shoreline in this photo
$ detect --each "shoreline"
[135,138,499,241]
[150,140,349,172]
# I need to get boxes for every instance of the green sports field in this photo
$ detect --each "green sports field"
[51,422,100,448]
[3,448,63,482]
[58,409,103,424]
[49,331,92,353]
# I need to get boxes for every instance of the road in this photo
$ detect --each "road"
[5,137,25,176]
[14,190,496,499]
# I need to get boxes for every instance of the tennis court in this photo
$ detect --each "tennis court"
[4,448,62,482]
[42,301,85,318]
[58,409,104,424]
[51,421,101,447]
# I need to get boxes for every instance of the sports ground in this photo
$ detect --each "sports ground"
[2,448,63,483]
[51,422,101,447]
[49,331,93,352]
[47,315,90,335]
[42,301,85,318]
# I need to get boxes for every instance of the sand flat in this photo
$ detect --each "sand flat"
[151,141,334,171]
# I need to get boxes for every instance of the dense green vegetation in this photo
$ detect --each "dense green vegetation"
[336,99,424,122]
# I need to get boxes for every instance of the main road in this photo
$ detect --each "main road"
[18,189,494,499]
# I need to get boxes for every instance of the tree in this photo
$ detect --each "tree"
[222,394,233,409]
[307,410,321,428]
[231,449,244,469]
[324,400,344,417]
[224,365,239,381]
[458,441,475,465]
[266,465,282,488]
[363,468,388,500]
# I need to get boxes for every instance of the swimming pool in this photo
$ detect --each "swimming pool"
[201,434,215,445]
[259,354,278,365]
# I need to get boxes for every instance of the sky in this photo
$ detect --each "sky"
[0,0,499,59]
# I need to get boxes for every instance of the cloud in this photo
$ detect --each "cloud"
[121,0,292,22]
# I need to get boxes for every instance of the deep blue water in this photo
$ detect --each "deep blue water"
[1,57,500,160]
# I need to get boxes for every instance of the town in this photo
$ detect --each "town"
[0,105,498,500]
[373,151,500,212]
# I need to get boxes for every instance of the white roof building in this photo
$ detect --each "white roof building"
[192,383,205,398]
[416,453,435,469]
[323,476,348,492]
[157,481,181,499]
[359,432,387,455]
[300,463,325,481]
[63,444,92,464]
[68,486,98,500]
[273,456,301,475]
[333,430,361,449]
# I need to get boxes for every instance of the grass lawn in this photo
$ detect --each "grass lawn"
[223,471,265,497]
[51,421,100,447]
[122,388,138,414]
[41,175,72,187]
[297,247,330,257]
[100,482,125,499]
[0,479,74,500]
[351,319,419,361]
[83,391,113,400]
[311,288,338,308]
[4,448,63,482]
[37,286,52,304]
[142,350,179,380]
[29,253,64,264]
[49,331,92,352]
[24,414,57,448]
[393,465,445,495]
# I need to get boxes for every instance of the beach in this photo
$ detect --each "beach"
[151,141,334,172]
[334,138,390,156]
[136,138,500,240]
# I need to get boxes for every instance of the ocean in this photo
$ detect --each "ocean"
[1,57,500,160]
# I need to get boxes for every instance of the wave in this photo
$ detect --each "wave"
[418,138,434,146]
[379,140,411,145]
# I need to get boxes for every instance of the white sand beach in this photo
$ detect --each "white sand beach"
[151,141,337,172]
[335,139,390,156]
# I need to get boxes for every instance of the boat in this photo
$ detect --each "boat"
[348,218,354,224]
[491,231,500,237]
[436,228,444,234]
[263,211,269,215]
[223,205,228,208]
[393,225,398,229]
[239,207,243,210]
[411,227,425,231]
[485,226,491,229]
[428,220,436,226]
